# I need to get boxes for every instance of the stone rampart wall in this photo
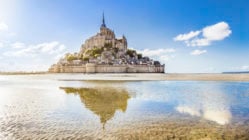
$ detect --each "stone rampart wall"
[48,64,164,73]
[95,65,127,73]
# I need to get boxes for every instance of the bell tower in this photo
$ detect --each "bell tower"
[101,12,106,28]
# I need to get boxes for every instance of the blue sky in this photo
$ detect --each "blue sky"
[0,0,248,73]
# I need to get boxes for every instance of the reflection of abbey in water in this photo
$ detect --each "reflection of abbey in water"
[60,87,130,127]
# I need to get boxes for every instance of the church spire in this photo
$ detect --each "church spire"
[101,12,106,28]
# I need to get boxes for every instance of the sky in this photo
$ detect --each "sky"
[0,0,248,73]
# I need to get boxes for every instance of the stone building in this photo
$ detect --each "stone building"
[80,13,127,57]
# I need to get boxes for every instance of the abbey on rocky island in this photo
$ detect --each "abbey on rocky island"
[48,14,165,73]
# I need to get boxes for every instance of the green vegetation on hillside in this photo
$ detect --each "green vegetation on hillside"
[126,49,137,57]
[83,57,89,62]
[85,47,104,58]
[137,53,142,59]
[66,54,78,61]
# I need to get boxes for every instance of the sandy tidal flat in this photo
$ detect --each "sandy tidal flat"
[1,73,249,81]
[52,73,249,81]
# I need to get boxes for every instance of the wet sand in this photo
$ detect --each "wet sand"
[2,119,248,139]
[104,120,249,140]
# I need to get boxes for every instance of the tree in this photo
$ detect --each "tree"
[83,57,89,62]
[85,47,104,58]
[92,47,103,57]
[94,54,101,58]
[79,54,84,60]
[126,49,136,57]
[66,54,77,61]
[154,61,161,66]
[137,53,142,59]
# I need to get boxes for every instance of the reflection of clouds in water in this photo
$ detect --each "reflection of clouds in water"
[126,81,172,102]
[176,106,201,117]
[176,105,232,125]
[126,81,232,125]
[61,81,234,125]
[204,110,231,125]
[175,83,232,125]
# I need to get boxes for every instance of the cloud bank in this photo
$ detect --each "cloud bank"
[4,41,66,57]
[1,41,66,71]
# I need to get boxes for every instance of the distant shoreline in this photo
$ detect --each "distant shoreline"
[165,73,249,81]
[0,73,249,81]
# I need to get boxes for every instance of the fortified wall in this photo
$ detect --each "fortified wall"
[49,64,164,73]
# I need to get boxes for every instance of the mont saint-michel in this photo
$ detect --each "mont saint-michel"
[48,14,164,73]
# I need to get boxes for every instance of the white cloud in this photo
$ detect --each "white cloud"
[137,48,175,57]
[174,30,201,41]
[241,65,249,71]
[0,42,3,48]
[0,21,66,72]
[37,41,65,54]
[54,52,67,60]
[231,65,249,71]
[1,41,66,72]
[174,21,232,47]
[136,48,176,63]
[11,42,25,49]
[0,22,8,31]
[4,41,66,57]
[190,49,207,55]
[0,21,16,38]
[186,38,210,47]
[203,22,232,41]
[159,55,175,62]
